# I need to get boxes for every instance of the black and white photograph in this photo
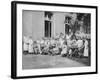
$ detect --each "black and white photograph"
[11,1,97,79]
[22,11,91,69]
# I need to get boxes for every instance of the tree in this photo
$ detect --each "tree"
[83,14,91,33]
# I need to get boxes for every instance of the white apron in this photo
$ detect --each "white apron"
[84,40,89,56]
[23,36,29,51]
[28,39,33,53]
[23,43,28,51]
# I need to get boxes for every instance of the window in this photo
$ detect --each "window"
[45,20,51,37]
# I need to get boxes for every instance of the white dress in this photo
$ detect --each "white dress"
[28,39,33,53]
[69,49,72,55]
[59,38,64,48]
[23,43,28,51]
[23,36,29,51]
[77,40,83,49]
[84,40,89,56]
[66,35,71,47]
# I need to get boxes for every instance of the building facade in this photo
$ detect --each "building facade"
[22,10,90,41]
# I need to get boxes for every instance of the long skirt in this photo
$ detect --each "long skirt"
[84,47,88,56]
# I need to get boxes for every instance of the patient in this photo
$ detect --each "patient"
[61,41,68,57]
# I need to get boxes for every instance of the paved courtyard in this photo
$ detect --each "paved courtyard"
[22,54,89,69]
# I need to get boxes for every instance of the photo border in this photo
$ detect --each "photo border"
[11,1,98,79]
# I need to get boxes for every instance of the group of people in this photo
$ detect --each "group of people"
[23,32,90,58]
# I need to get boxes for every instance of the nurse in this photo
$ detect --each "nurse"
[84,39,89,57]
[28,36,33,54]
[23,36,29,55]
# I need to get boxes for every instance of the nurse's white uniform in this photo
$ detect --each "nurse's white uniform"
[23,36,29,51]
[65,35,71,54]
[28,39,33,53]
[84,40,89,56]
